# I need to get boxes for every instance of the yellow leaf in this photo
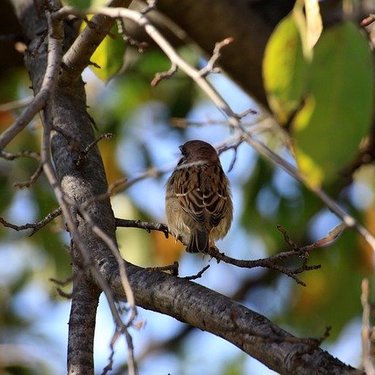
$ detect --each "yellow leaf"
[263,14,308,124]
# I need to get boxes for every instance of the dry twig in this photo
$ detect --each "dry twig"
[145,261,179,276]
[13,163,43,188]
[0,7,64,151]
[0,96,33,112]
[75,132,113,167]
[115,218,169,238]
[0,150,40,161]
[199,37,233,77]
[0,207,62,236]
[183,264,210,281]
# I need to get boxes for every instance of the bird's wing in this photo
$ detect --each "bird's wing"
[202,165,229,228]
[174,167,206,224]
[174,164,229,228]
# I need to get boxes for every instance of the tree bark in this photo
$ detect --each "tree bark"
[9,1,364,374]
[112,262,363,375]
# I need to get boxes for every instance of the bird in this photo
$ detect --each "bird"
[165,140,233,253]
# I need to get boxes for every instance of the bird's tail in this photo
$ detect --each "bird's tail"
[186,230,209,253]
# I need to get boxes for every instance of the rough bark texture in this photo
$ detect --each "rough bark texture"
[113,262,363,375]
[8,0,365,374]
[67,271,100,374]
[10,0,118,372]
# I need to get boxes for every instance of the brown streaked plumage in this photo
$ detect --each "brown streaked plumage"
[165,140,233,253]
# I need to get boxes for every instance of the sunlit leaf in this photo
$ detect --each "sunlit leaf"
[83,14,126,81]
[293,22,374,187]
[293,0,323,59]
[263,14,308,124]
[112,195,155,266]
[304,0,322,50]
[90,35,125,81]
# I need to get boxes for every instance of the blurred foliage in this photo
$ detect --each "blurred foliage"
[263,15,307,124]
[62,0,97,10]
[1,2,375,374]
[263,6,374,187]
[294,21,374,187]
[222,354,246,375]
[284,231,366,338]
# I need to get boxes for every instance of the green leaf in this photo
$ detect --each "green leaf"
[293,22,374,186]
[89,27,125,81]
[263,14,308,124]
[62,0,93,10]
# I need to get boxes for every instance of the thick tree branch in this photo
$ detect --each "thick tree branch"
[10,1,130,373]
[68,268,101,374]
[61,0,131,80]
[112,262,363,375]
[0,0,63,151]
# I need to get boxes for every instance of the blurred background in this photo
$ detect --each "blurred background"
[1,0,374,374]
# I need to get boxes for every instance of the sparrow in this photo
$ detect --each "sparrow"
[165,140,233,253]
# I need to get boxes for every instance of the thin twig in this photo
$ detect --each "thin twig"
[50,276,73,286]
[170,117,257,129]
[0,150,40,161]
[204,223,346,285]
[141,0,157,15]
[56,288,73,299]
[114,217,347,286]
[217,136,244,173]
[183,264,210,280]
[102,330,120,375]
[151,63,178,86]
[13,163,43,188]
[0,8,64,151]
[206,246,317,286]
[116,17,149,52]
[102,328,137,375]
[0,96,33,112]
[145,261,179,276]
[115,218,169,238]
[361,14,375,27]
[77,203,137,325]
[75,132,112,167]
[199,37,234,77]
[0,207,62,236]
